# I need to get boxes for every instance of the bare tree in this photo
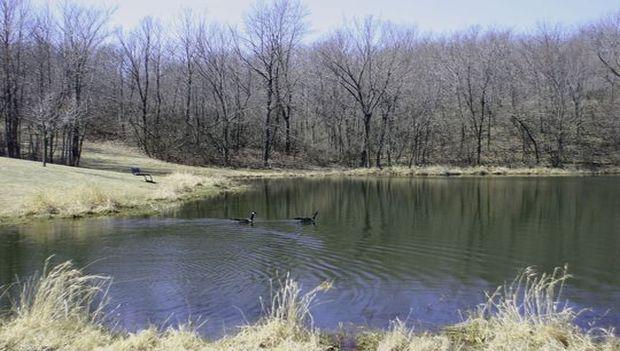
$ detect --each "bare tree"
[319,17,410,167]
[196,23,252,165]
[522,26,591,167]
[58,1,110,166]
[176,10,197,143]
[0,1,618,169]
[594,12,620,78]
[235,0,307,166]
[444,29,509,165]
[118,17,163,157]
[25,92,78,166]
[0,0,28,158]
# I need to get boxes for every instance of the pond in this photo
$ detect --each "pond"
[1,176,619,337]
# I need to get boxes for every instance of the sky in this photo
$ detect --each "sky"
[37,0,620,38]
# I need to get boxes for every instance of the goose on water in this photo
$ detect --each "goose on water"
[232,211,256,224]
[294,210,318,224]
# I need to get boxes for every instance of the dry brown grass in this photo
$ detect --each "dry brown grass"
[358,266,618,351]
[10,172,235,219]
[23,185,122,217]
[0,258,113,350]
[0,151,239,223]
[0,261,617,351]
[0,260,333,351]
[341,165,620,177]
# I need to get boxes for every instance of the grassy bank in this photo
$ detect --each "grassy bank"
[0,143,287,224]
[0,156,237,224]
[0,260,617,350]
[1,141,618,225]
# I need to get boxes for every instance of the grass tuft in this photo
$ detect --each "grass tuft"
[214,275,332,350]
[367,266,618,351]
[0,257,112,350]
[24,186,121,217]
[153,172,232,200]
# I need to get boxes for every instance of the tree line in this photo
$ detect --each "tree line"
[1,0,619,168]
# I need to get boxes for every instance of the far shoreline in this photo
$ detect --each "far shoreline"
[1,150,619,227]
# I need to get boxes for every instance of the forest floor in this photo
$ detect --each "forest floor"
[1,141,618,225]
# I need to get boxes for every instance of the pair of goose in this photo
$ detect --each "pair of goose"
[231,210,319,225]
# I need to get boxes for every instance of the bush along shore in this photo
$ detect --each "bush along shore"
[0,260,617,351]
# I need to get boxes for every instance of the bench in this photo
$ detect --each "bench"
[131,167,154,183]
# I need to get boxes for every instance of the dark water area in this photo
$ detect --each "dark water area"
[1,176,619,337]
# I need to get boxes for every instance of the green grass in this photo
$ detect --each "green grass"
[0,260,616,350]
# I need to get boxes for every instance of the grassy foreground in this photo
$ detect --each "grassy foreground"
[1,141,619,225]
[0,260,617,351]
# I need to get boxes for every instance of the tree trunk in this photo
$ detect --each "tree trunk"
[514,117,540,165]
[361,112,372,168]
[284,107,291,155]
[263,82,274,167]
[376,114,388,169]
[5,105,20,158]
[42,130,48,167]
[69,125,81,166]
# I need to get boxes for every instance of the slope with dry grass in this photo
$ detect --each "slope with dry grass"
[0,155,236,223]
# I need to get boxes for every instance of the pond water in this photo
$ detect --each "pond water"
[1,176,619,336]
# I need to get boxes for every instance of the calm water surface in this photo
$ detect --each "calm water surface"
[1,176,619,336]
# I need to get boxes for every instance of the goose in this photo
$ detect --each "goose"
[232,211,256,224]
[294,210,318,225]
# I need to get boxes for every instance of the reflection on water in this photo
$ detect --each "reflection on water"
[1,176,619,336]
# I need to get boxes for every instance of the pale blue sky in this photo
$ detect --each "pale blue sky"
[41,0,620,37]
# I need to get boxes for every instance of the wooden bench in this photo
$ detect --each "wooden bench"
[131,167,154,183]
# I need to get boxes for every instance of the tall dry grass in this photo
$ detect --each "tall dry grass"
[0,261,617,350]
[153,173,234,200]
[0,260,332,351]
[24,186,122,217]
[16,172,236,219]
[0,258,113,350]
[362,266,618,351]
[213,275,332,351]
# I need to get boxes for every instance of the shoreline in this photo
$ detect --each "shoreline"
[1,152,619,227]
[0,260,617,351]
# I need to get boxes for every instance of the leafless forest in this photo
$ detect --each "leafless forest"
[1,0,620,168]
